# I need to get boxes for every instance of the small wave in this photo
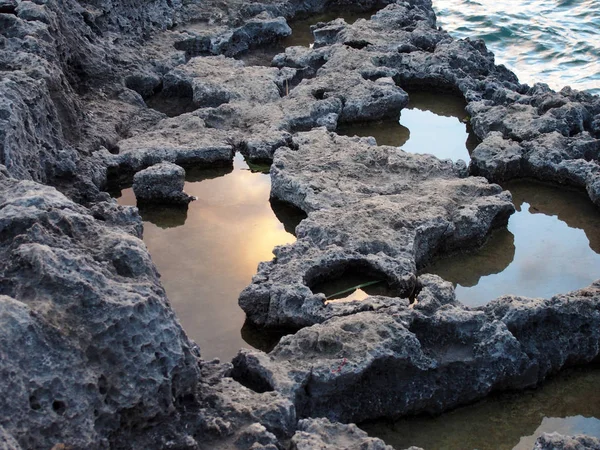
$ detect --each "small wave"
[433,0,600,95]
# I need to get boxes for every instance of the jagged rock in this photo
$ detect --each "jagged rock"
[115,114,234,173]
[133,162,194,205]
[291,418,394,450]
[233,279,600,423]
[162,56,294,107]
[239,129,513,327]
[533,433,600,450]
[0,174,201,448]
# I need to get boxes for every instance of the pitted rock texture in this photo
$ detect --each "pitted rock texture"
[291,418,394,450]
[239,129,513,328]
[533,433,600,450]
[0,173,200,448]
[133,162,194,204]
[233,277,600,424]
[269,1,599,205]
[115,115,234,174]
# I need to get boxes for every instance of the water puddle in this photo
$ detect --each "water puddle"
[337,91,477,162]
[238,10,374,66]
[115,154,303,360]
[363,366,600,450]
[308,265,399,303]
[423,179,600,307]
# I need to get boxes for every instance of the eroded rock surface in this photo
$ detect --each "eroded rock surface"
[133,162,194,204]
[291,418,394,450]
[234,277,600,424]
[2,0,600,446]
[533,433,600,450]
[239,129,513,327]
[0,172,200,448]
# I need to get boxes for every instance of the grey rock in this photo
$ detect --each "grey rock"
[116,114,234,173]
[533,433,600,450]
[233,279,600,423]
[0,175,200,448]
[239,129,513,328]
[133,162,194,205]
[291,418,394,450]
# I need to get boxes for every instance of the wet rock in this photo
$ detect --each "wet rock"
[533,433,600,450]
[239,129,513,328]
[291,418,394,450]
[133,162,194,205]
[234,279,600,424]
[0,175,200,448]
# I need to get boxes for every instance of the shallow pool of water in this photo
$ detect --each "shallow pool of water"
[363,367,600,450]
[310,269,396,303]
[423,179,600,306]
[337,91,477,162]
[116,155,302,360]
[238,10,375,66]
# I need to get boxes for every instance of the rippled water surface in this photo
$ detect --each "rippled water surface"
[433,0,600,94]
[117,155,301,360]
[424,179,600,306]
[364,367,600,450]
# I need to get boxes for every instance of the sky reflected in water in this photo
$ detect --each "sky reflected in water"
[117,155,297,361]
[337,91,476,162]
[424,179,600,306]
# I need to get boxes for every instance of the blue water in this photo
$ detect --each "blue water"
[433,0,600,95]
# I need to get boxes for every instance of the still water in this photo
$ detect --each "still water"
[117,155,299,361]
[433,0,600,95]
[337,91,477,162]
[238,11,374,66]
[364,367,600,450]
[424,179,600,307]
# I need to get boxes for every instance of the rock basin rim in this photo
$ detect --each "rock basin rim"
[1,0,600,448]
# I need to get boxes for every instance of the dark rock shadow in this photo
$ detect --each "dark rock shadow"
[269,198,307,236]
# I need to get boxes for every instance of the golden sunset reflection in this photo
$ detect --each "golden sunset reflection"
[117,155,297,361]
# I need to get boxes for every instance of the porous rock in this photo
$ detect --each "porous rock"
[233,278,600,423]
[133,162,194,205]
[239,129,514,328]
[291,418,394,450]
[0,174,200,448]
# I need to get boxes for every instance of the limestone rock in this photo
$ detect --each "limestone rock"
[533,433,600,450]
[291,418,394,450]
[133,162,194,205]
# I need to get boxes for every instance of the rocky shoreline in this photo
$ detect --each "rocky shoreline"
[1,0,599,448]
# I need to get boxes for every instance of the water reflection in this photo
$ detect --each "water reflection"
[238,11,374,66]
[424,179,600,306]
[337,91,476,162]
[310,268,397,303]
[363,367,600,450]
[117,154,297,360]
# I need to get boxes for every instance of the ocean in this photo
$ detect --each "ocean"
[433,0,600,95]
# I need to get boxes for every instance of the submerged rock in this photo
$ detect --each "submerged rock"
[133,162,195,205]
